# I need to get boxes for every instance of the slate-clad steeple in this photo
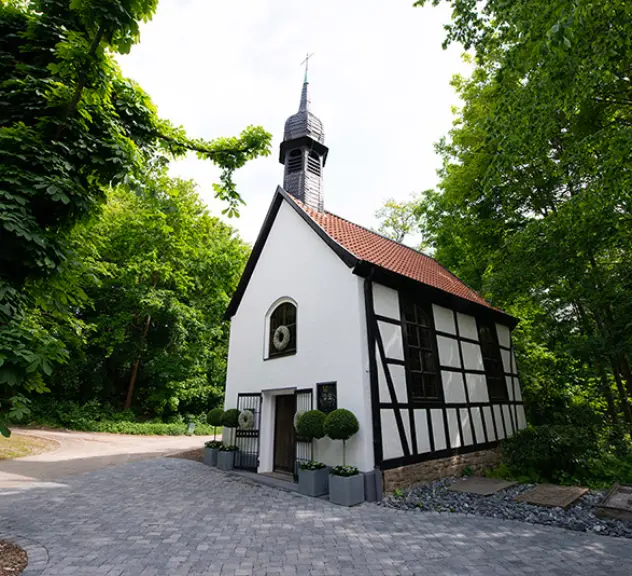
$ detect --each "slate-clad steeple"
[279,76,328,212]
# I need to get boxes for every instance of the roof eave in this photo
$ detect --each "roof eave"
[353,261,520,329]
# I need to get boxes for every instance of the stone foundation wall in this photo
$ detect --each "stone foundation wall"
[382,448,500,492]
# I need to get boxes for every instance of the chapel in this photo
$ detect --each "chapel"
[223,74,527,493]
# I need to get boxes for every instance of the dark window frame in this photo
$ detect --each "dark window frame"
[267,301,297,359]
[317,382,337,414]
[400,296,443,404]
[477,320,508,402]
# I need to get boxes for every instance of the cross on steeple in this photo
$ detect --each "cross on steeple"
[301,52,315,83]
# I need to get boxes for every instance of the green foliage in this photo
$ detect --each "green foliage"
[296,410,326,441]
[462,466,473,477]
[222,408,240,429]
[373,196,422,245]
[207,408,225,428]
[501,425,600,484]
[219,444,238,452]
[330,465,359,477]
[402,0,632,484]
[299,460,326,471]
[0,0,270,431]
[324,409,359,442]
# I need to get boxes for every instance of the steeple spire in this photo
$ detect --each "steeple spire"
[279,63,328,212]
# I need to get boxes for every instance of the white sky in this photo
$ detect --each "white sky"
[118,0,469,244]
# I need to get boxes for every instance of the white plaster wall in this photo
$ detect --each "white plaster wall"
[461,341,484,371]
[457,312,479,341]
[442,370,466,403]
[373,283,401,320]
[437,336,461,368]
[433,304,456,334]
[379,321,405,360]
[225,200,373,472]
[414,410,431,453]
[431,409,447,450]
[466,373,489,403]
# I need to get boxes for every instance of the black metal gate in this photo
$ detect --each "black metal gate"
[235,393,262,472]
[294,388,313,478]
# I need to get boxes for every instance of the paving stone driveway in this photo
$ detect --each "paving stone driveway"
[0,459,630,576]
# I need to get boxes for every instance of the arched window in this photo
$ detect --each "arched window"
[402,299,440,401]
[307,151,321,176]
[287,149,303,173]
[268,301,297,358]
[477,321,508,401]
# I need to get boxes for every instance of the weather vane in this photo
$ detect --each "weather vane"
[301,52,315,82]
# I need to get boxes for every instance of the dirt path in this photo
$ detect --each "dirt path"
[0,428,213,490]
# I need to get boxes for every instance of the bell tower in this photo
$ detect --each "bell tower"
[279,62,328,212]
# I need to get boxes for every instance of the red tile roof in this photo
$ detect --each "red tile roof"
[291,197,494,310]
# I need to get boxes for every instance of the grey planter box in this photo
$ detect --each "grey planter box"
[217,451,236,471]
[298,467,329,497]
[329,473,365,506]
[203,447,218,466]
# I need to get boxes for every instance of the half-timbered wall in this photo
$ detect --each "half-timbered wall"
[368,282,527,470]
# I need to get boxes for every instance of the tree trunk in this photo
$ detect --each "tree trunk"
[124,312,152,410]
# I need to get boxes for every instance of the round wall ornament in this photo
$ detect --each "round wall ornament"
[272,325,291,351]
[238,409,254,429]
[293,409,306,432]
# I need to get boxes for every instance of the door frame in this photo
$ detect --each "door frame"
[273,393,296,474]
[258,388,296,474]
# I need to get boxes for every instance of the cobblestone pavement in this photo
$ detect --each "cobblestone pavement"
[1,459,630,576]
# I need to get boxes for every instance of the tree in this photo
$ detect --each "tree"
[374,196,421,244]
[0,0,271,432]
[414,0,632,436]
[45,175,250,416]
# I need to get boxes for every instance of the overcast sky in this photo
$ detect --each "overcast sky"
[118,0,469,244]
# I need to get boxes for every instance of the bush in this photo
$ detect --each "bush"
[501,424,599,483]
[222,408,240,429]
[296,410,326,441]
[207,408,224,427]
[324,409,359,441]
[219,444,238,452]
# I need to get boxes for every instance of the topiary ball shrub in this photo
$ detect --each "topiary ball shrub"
[222,408,240,429]
[207,408,224,427]
[296,410,326,441]
[324,409,359,441]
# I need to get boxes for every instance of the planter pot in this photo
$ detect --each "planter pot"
[203,447,218,467]
[298,467,330,497]
[217,451,236,471]
[329,473,365,507]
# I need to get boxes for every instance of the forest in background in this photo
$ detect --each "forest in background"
[0,0,270,434]
[379,0,632,486]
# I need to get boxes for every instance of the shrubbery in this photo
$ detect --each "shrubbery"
[296,410,326,440]
[501,423,632,486]
[21,399,215,436]
[222,408,240,428]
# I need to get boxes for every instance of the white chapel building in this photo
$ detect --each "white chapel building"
[223,77,527,494]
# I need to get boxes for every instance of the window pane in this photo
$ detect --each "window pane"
[410,373,424,400]
[406,324,419,347]
[409,351,422,371]
[269,302,297,357]
[422,351,435,372]
[403,301,416,323]
[420,328,433,349]
[423,374,438,399]
[417,307,429,327]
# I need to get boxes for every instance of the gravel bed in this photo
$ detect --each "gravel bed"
[0,539,27,576]
[380,478,632,539]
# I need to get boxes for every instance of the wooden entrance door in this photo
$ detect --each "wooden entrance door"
[274,394,296,473]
